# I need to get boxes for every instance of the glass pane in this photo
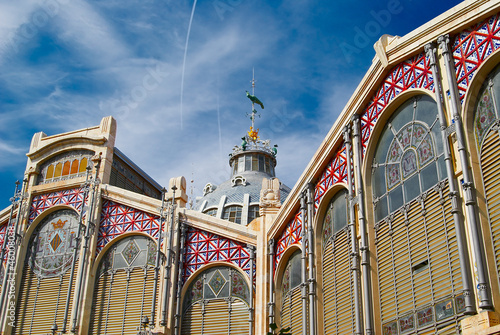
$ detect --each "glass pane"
[421,163,439,191]
[245,155,251,171]
[252,155,258,171]
[70,159,79,174]
[372,166,386,198]
[491,66,500,119]
[332,191,348,233]
[437,155,447,182]
[54,162,63,177]
[435,299,454,321]
[131,250,147,267]
[375,196,388,222]
[233,160,238,175]
[237,156,244,173]
[290,251,302,289]
[386,163,400,190]
[113,253,128,269]
[62,161,71,176]
[415,95,438,127]
[404,174,420,203]
[79,158,88,173]
[430,120,444,155]
[401,149,418,179]
[259,155,264,172]
[417,135,434,167]
[388,186,403,212]
[390,99,413,132]
[374,126,393,164]
[46,164,54,179]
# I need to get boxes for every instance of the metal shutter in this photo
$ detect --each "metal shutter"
[14,261,78,334]
[375,182,464,331]
[90,267,154,334]
[322,229,355,334]
[481,130,500,279]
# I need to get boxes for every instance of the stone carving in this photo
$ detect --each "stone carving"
[260,178,281,212]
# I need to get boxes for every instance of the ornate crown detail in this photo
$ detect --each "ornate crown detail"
[51,218,67,229]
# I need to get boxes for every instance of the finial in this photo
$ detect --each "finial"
[245,70,264,143]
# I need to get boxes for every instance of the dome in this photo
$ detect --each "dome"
[195,135,291,225]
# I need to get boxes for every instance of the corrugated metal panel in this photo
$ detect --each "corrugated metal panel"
[230,299,250,335]
[280,287,303,335]
[181,298,249,335]
[280,295,291,332]
[375,181,463,330]
[481,130,500,279]
[90,267,154,335]
[181,301,203,334]
[14,261,78,335]
[290,288,302,335]
[322,230,355,334]
[204,299,230,334]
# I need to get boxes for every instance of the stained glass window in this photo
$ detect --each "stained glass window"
[97,235,158,277]
[474,65,500,149]
[182,266,250,312]
[372,95,445,222]
[28,209,81,278]
[37,150,94,184]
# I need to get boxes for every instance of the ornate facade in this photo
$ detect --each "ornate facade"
[2,1,500,334]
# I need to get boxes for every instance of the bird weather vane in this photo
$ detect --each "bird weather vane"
[245,69,264,143]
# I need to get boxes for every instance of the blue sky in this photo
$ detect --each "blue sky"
[0,0,463,209]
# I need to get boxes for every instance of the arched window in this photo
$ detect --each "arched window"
[280,250,304,333]
[473,64,500,287]
[321,189,355,333]
[372,95,446,222]
[203,208,217,217]
[37,150,94,184]
[371,95,465,333]
[223,205,242,224]
[90,235,159,334]
[14,209,80,334]
[181,266,250,334]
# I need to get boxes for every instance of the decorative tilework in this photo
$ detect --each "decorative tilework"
[208,269,226,295]
[183,226,251,282]
[122,239,140,265]
[97,199,160,254]
[274,211,302,275]
[312,54,433,212]
[314,143,348,208]
[453,13,500,101]
[361,53,434,152]
[29,188,86,224]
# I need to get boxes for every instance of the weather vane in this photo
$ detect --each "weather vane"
[245,68,264,143]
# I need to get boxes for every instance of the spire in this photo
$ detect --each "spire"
[245,69,264,143]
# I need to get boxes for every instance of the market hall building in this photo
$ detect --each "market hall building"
[2,1,500,334]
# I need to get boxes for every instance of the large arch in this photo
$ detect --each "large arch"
[13,207,81,335]
[275,246,303,335]
[463,50,500,307]
[180,262,251,335]
[315,186,355,334]
[89,233,160,335]
[363,92,466,333]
